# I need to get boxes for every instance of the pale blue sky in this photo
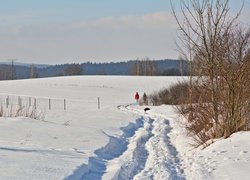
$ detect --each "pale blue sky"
[0,0,249,64]
[0,0,171,25]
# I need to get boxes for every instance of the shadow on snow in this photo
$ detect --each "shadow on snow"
[65,117,144,180]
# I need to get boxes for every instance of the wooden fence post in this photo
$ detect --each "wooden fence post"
[49,98,51,110]
[18,96,22,107]
[34,98,37,109]
[98,97,100,109]
[29,97,31,107]
[6,96,9,108]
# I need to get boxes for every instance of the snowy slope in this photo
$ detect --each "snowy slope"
[0,76,184,180]
[0,76,249,180]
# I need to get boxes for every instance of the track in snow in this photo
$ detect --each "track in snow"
[133,117,185,180]
[111,117,154,180]
[106,106,186,180]
[66,105,186,180]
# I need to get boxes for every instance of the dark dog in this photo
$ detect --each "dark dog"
[144,107,150,113]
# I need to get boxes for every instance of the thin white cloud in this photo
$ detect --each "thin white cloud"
[1,6,248,64]
[71,11,177,30]
[0,12,179,64]
[0,14,33,23]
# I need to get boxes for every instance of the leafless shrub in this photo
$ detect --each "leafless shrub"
[0,105,3,117]
[171,0,250,147]
[148,81,192,106]
[0,104,45,120]
[23,106,45,120]
[14,106,25,117]
[169,81,190,105]
[158,88,171,105]
[148,92,161,106]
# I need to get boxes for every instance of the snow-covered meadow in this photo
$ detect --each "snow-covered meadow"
[0,76,249,180]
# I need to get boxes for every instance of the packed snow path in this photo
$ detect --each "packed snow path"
[111,105,186,180]
[67,105,186,180]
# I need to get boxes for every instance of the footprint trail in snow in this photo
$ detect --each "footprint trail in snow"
[72,105,187,180]
[103,105,186,180]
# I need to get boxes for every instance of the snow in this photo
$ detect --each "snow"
[0,76,249,180]
[200,132,250,180]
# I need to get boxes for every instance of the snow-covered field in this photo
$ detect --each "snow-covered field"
[0,76,249,180]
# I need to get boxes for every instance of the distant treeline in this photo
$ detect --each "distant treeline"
[0,59,189,80]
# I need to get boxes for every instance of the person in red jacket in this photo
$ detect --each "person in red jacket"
[135,92,139,104]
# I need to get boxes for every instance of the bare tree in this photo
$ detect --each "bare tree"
[29,64,39,78]
[130,58,157,76]
[171,0,250,146]
[219,28,250,136]
[130,59,143,75]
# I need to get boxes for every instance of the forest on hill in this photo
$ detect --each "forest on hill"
[0,59,189,80]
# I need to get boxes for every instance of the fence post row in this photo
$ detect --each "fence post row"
[2,96,69,110]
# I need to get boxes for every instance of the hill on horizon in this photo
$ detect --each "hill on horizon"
[0,59,189,80]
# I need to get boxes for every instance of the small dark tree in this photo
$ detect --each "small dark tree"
[0,65,16,80]
[63,64,82,76]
